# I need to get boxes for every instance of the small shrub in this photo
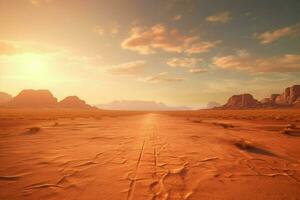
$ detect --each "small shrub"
[192,119,202,123]
[234,139,253,150]
[27,127,41,134]
[286,124,296,129]
[214,122,234,129]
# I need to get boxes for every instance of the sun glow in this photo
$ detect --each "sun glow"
[8,53,52,81]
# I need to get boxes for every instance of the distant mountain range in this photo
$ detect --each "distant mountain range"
[0,90,196,110]
[96,100,192,111]
[0,89,93,109]
[2,85,298,110]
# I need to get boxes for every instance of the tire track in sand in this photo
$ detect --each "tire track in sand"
[126,138,146,200]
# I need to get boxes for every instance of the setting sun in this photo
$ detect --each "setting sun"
[17,53,49,78]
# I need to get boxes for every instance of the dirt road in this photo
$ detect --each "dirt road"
[0,113,300,199]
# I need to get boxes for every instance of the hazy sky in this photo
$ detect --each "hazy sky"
[0,0,300,106]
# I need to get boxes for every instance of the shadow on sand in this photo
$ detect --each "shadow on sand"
[234,139,278,157]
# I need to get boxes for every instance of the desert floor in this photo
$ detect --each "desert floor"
[0,109,300,200]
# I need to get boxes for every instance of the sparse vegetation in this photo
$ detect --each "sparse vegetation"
[191,119,202,123]
[234,139,253,150]
[214,122,234,129]
[286,124,296,129]
[280,128,292,135]
[26,126,41,134]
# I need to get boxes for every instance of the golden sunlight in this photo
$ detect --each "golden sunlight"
[14,53,50,80]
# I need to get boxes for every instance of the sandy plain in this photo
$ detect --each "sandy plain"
[0,109,300,200]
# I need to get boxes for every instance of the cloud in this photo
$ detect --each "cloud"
[189,68,208,73]
[108,60,145,75]
[185,40,221,54]
[166,57,199,68]
[173,15,182,21]
[93,26,104,36]
[67,55,103,67]
[144,72,184,83]
[254,23,300,44]
[213,50,300,72]
[93,23,120,37]
[166,57,208,73]
[29,0,52,6]
[0,40,56,55]
[0,45,102,66]
[111,24,120,36]
[121,24,220,54]
[206,11,232,23]
[0,41,22,55]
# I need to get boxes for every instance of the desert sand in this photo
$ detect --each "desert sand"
[0,109,300,200]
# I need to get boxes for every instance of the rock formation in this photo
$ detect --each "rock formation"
[293,98,300,107]
[270,94,280,102]
[260,98,272,104]
[58,96,92,109]
[222,85,300,109]
[0,92,12,104]
[224,94,259,108]
[275,85,300,105]
[260,94,280,106]
[0,89,94,109]
[8,89,57,108]
[206,101,221,109]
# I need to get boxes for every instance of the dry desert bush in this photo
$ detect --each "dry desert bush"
[26,126,41,134]
[162,109,300,122]
[0,108,146,121]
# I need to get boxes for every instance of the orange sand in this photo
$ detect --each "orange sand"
[0,109,300,200]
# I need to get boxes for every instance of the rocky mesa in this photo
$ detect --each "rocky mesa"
[1,89,93,109]
[274,85,300,106]
[7,89,58,108]
[58,96,92,109]
[223,94,259,108]
[0,92,13,104]
[222,85,300,109]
